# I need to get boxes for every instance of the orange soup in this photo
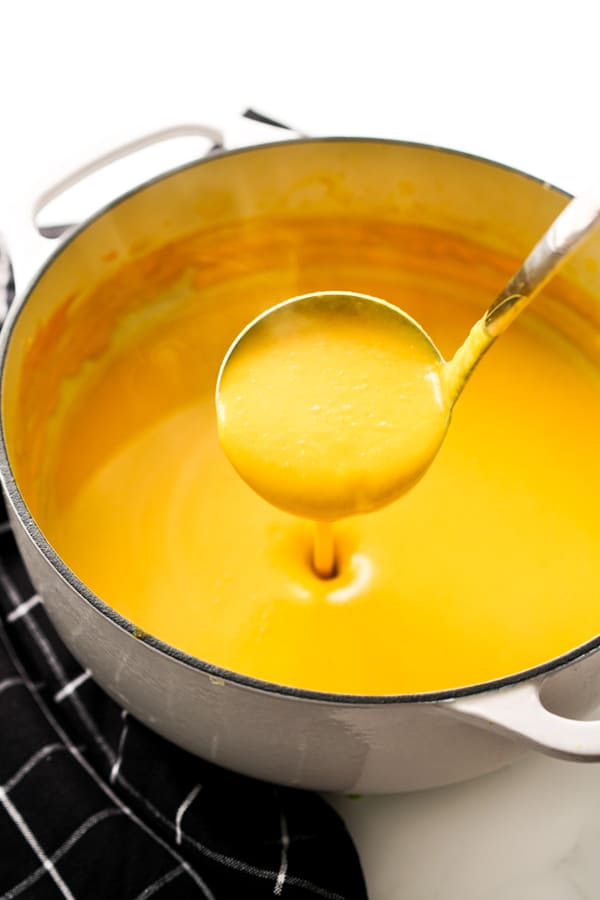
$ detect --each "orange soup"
[12,219,600,694]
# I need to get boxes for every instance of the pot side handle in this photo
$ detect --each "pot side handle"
[7,123,225,294]
[32,124,224,235]
[444,680,600,761]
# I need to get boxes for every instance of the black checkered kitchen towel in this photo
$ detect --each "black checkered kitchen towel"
[0,241,368,899]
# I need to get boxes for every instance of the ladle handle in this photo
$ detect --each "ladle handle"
[445,191,600,401]
[484,191,600,337]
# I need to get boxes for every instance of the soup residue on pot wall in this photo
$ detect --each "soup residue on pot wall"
[7,217,600,694]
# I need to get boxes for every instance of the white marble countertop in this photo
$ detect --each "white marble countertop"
[332,750,600,899]
[3,3,600,896]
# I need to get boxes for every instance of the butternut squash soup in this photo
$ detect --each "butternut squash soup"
[13,219,600,694]
[216,292,448,523]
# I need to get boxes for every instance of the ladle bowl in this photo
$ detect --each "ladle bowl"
[216,290,448,523]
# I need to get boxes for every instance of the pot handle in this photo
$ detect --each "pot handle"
[5,123,225,294]
[32,124,224,234]
[444,679,600,761]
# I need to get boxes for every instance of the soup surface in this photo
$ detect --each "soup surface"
[14,219,600,694]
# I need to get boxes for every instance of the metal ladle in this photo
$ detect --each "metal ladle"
[217,191,600,577]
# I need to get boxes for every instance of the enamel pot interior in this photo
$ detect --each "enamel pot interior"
[2,138,600,709]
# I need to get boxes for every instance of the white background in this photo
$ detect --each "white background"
[2,0,600,219]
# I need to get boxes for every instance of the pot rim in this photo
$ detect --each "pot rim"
[2,135,599,706]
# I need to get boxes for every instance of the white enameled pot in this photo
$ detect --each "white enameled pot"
[2,126,600,793]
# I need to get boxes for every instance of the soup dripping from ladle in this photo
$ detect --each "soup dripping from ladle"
[216,192,600,578]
